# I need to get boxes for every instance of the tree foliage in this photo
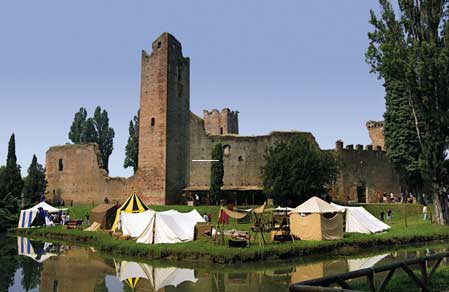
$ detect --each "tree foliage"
[262,136,339,206]
[367,0,449,224]
[210,143,224,204]
[23,155,47,207]
[68,106,115,172]
[124,110,140,173]
[0,134,23,231]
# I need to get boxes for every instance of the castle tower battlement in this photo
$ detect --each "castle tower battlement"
[366,120,384,150]
[203,108,239,135]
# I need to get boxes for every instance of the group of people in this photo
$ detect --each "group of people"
[35,207,70,227]
[378,192,420,204]
[380,209,393,222]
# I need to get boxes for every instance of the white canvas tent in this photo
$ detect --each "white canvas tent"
[331,203,391,234]
[18,202,66,228]
[115,260,198,290]
[290,197,342,214]
[119,209,205,244]
[17,237,57,263]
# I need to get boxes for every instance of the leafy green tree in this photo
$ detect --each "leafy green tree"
[69,107,88,143]
[262,136,339,206]
[367,0,449,224]
[23,155,47,207]
[124,110,140,173]
[92,106,115,172]
[0,134,23,231]
[210,143,224,204]
[68,106,115,172]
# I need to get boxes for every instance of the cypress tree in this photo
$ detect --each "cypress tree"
[124,110,140,173]
[210,143,224,205]
[23,154,47,206]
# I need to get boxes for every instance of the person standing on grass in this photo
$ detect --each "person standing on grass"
[387,209,392,222]
[380,211,385,222]
[423,205,428,221]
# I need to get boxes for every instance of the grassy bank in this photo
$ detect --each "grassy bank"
[14,203,449,264]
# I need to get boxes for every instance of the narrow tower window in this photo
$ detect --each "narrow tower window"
[151,118,155,128]
[157,41,162,49]
[220,127,223,135]
[58,159,64,171]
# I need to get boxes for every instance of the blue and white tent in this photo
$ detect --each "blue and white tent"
[17,201,65,228]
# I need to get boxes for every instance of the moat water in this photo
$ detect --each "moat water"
[1,235,449,292]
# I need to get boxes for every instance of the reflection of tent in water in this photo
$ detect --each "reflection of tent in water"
[348,253,390,272]
[290,260,348,284]
[111,193,149,231]
[17,236,57,263]
[115,260,198,291]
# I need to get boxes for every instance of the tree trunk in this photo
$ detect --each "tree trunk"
[433,192,449,225]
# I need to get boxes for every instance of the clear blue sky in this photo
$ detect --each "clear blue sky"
[0,0,385,177]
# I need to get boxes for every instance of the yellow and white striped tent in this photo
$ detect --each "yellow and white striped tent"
[111,193,149,231]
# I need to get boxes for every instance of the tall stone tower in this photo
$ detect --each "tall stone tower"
[138,33,190,204]
[203,108,239,135]
[366,120,385,150]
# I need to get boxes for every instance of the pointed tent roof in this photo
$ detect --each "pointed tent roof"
[290,196,341,214]
[111,193,149,231]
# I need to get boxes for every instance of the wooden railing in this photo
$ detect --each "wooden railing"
[289,251,449,292]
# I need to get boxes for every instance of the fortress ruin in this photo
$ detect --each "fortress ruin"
[45,33,400,205]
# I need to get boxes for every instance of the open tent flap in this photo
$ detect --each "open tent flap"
[121,210,155,238]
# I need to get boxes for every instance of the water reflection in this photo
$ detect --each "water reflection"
[3,236,449,292]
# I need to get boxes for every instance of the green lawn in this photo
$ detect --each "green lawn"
[15,202,449,264]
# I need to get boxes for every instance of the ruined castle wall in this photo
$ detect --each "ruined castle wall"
[188,113,317,189]
[330,144,400,203]
[45,143,168,205]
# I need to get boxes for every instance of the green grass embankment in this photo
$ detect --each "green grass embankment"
[14,203,449,264]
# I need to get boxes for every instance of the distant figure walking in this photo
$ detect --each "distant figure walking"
[387,209,392,222]
[380,211,385,222]
[423,205,428,221]
[104,196,110,204]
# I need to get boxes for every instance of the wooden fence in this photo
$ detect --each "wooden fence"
[289,251,449,292]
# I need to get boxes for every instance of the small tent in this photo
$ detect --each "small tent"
[115,260,198,291]
[90,204,118,230]
[135,209,205,244]
[111,193,149,231]
[289,197,343,240]
[331,203,391,234]
[18,202,65,228]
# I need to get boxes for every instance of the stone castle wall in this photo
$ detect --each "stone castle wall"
[187,112,316,189]
[330,141,400,203]
[45,144,165,205]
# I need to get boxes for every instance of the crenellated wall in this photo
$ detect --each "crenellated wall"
[203,108,239,135]
[330,140,400,203]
